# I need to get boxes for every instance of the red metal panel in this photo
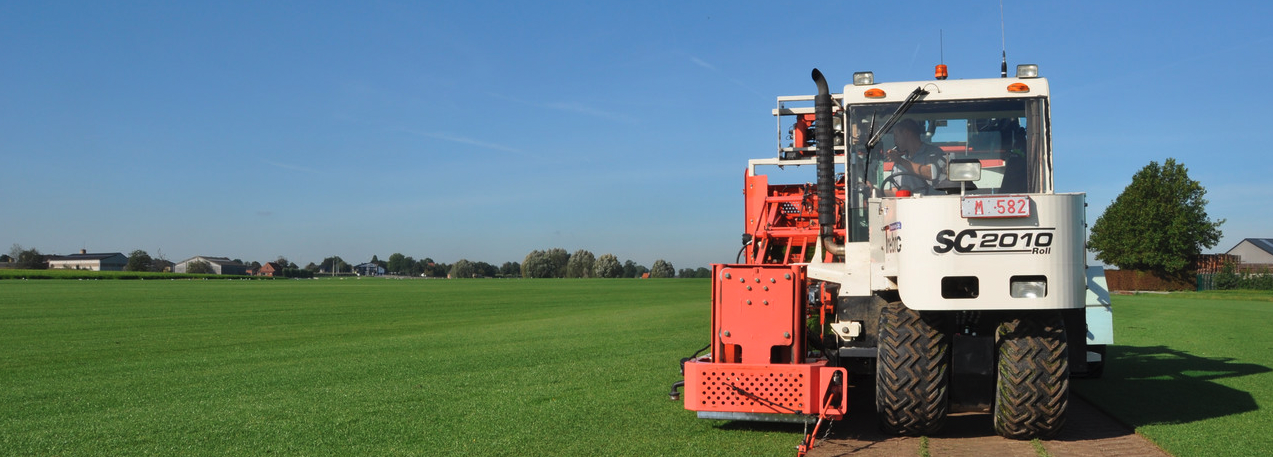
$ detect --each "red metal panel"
[684,361,847,418]
[713,265,804,364]
[693,264,847,419]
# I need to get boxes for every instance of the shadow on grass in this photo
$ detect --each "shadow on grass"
[714,420,804,433]
[1073,344,1271,427]
[705,344,1269,453]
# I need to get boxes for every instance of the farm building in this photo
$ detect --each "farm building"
[173,256,249,275]
[1225,238,1273,265]
[354,262,386,276]
[46,250,128,271]
[256,262,283,277]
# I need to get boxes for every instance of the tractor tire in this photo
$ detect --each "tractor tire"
[876,301,949,436]
[994,312,1069,439]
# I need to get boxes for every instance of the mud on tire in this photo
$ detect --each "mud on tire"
[994,311,1069,439]
[876,301,948,436]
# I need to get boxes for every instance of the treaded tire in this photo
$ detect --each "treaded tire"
[994,312,1069,439]
[876,301,948,436]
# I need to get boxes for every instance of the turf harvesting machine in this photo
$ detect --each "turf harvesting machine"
[672,64,1112,451]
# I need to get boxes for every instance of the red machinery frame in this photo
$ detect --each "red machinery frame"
[743,174,845,265]
[682,264,847,420]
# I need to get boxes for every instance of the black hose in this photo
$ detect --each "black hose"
[672,344,711,400]
[811,69,844,256]
[812,69,834,231]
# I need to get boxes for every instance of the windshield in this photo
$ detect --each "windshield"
[845,97,1049,240]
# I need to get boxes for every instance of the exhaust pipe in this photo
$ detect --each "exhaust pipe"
[812,69,844,257]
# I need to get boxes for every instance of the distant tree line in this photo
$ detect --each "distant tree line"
[517,249,705,279]
[6,244,711,279]
[7,245,48,270]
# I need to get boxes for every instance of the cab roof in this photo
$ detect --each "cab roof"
[840,77,1049,104]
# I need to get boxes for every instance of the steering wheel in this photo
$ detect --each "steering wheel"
[882,171,933,194]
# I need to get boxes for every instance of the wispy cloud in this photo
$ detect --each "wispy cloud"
[690,56,716,70]
[908,42,922,72]
[688,55,764,97]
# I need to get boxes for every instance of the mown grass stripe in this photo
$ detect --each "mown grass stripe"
[1,278,800,456]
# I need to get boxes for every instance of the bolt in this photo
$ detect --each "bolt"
[763,286,769,291]
[739,278,745,283]
[770,278,776,283]
[763,300,769,305]
[746,300,752,305]
[722,330,731,337]
[755,278,761,283]
[725,273,731,279]
[746,286,752,291]
[785,274,791,280]
[783,332,791,339]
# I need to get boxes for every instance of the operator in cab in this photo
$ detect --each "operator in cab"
[884,118,946,194]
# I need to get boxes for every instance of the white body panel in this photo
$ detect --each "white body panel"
[1085,266,1114,345]
[870,193,1086,310]
[840,77,1050,104]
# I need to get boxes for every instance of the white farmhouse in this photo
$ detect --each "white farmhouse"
[174,256,249,275]
[47,250,127,271]
[1225,238,1273,265]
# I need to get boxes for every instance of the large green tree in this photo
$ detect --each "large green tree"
[1088,158,1223,276]
[126,250,154,272]
[387,253,408,275]
[545,248,570,278]
[320,256,350,274]
[650,259,675,278]
[16,247,47,270]
[565,249,595,278]
[593,254,622,278]
[449,259,475,278]
[521,250,557,278]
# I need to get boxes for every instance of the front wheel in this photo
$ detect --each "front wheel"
[876,302,948,436]
[994,312,1069,439]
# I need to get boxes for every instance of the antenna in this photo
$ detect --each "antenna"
[999,0,1008,78]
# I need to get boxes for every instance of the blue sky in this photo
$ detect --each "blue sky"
[3,1,1270,270]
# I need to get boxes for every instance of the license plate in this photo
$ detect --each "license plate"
[961,195,1031,218]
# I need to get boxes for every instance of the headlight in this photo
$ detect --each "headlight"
[1016,64,1039,78]
[1010,276,1047,298]
[853,72,874,86]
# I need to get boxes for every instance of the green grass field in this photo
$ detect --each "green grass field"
[0,278,802,456]
[1072,291,1273,456]
[4,279,1271,456]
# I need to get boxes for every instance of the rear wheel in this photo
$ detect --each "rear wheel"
[994,312,1069,439]
[876,302,948,436]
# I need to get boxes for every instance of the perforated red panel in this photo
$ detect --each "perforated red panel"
[685,363,827,415]
[696,367,809,413]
